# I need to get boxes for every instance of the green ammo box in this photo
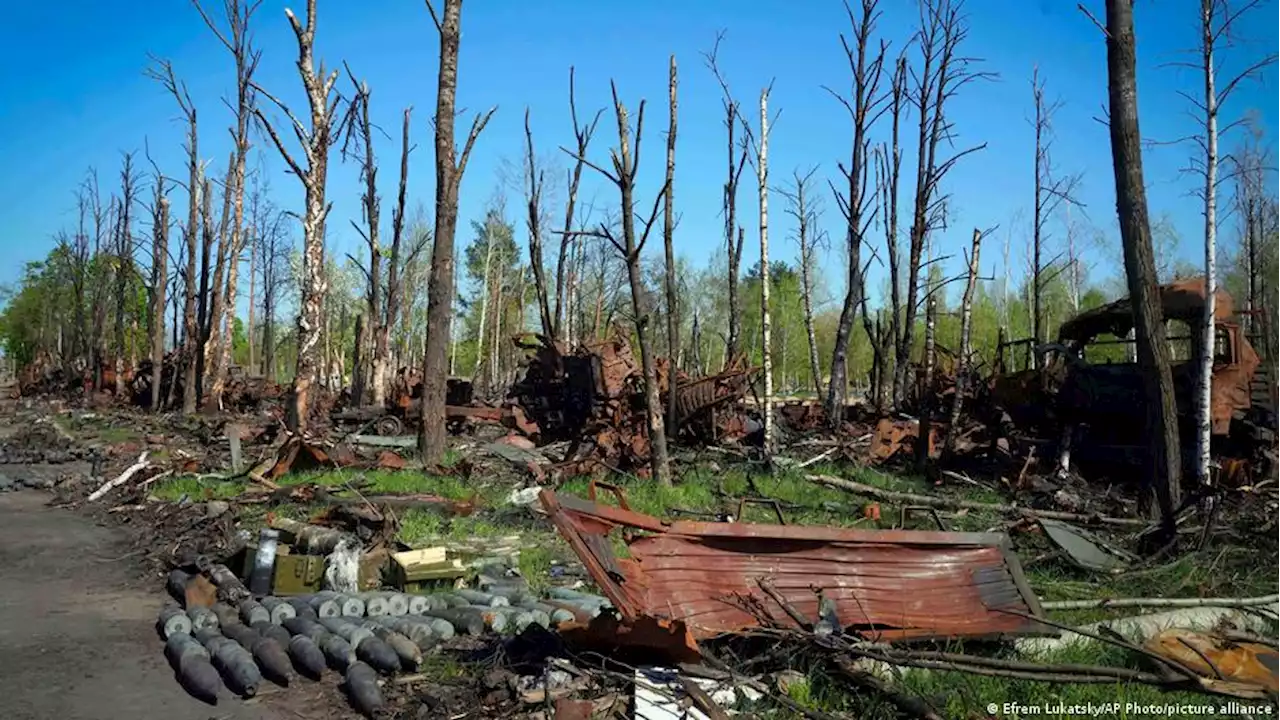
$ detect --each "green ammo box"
[239,543,388,595]
[390,548,468,593]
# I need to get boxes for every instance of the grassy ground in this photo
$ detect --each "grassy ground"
[144,456,1277,719]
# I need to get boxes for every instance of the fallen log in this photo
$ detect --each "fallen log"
[806,473,1148,527]
[1015,606,1280,656]
[88,452,151,501]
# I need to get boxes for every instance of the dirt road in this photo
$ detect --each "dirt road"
[0,490,278,720]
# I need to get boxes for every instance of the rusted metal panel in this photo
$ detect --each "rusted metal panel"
[540,489,1049,643]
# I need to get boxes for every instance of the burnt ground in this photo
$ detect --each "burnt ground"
[0,490,282,720]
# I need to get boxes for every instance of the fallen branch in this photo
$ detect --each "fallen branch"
[88,452,151,501]
[349,434,418,449]
[807,473,1148,527]
[1042,594,1279,611]
[831,657,944,720]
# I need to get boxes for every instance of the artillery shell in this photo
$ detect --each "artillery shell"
[405,594,430,615]
[361,621,422,669]
[250,637,293,686]
[259,596,297,624]
[158,604,193,638]
[320,633,356,671]
[287,634,327,680]
[343,661,384,718]
[253,620,293,647]
[361,593,389,617]
[453,589,509,607]
[186,605,219,631]
[238,599,270,626]
[209,637,262,697]
[175,656,223,703]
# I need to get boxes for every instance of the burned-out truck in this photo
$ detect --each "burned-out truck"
[992,278,1276,485]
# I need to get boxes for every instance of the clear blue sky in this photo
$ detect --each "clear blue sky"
[1,0,1276,308]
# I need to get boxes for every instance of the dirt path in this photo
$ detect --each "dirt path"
[0,489,279,720]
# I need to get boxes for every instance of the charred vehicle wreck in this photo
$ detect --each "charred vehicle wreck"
[992,279,1276,487]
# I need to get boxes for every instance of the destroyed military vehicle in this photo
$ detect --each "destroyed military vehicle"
[992,278,1276,485]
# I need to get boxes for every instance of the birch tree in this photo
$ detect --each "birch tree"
[1175,0,1276,487]
[755,88,774,453]
[419,0,496,463]
[252,0,343,433]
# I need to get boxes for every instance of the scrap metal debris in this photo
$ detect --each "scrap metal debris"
[539,487,1050,644]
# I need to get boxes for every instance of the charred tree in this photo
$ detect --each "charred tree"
[870,56,905,412]
[341,68,380,407]
[253,0,342,432]
[894,0,989,407]
[195,0,260,411]
[381,108,415,404]
[662,55,679,429]
[523,110,555,338]
[201,156,234,406]
[825,0,886,428]
[146,152,171,411]
[568,83,672,485]
[779,168,825,397]
[553,68,602,338]
[943,228,983,459]
[1029,68,1080,361]
[114,153,140,397]
[1101,0,1181,527]
[704,34,749,364]
[418,0,496,463]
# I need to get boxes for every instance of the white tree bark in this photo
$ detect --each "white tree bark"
[757,88,774,455]
[1197,0,1218,486]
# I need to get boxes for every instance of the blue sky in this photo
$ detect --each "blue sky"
[1,0,1276,310]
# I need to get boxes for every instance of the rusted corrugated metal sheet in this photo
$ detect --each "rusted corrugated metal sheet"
[541,488,1049,643]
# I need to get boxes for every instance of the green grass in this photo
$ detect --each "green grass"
[150,475,246,501]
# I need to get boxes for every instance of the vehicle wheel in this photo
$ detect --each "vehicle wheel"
[374,415,403,436]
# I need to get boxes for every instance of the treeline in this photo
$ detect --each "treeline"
[0,0,1277,491]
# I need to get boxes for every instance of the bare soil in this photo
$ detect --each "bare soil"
[0,489,279,720]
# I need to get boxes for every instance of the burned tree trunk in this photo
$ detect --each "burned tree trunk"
[895,0,987,408]
[196,0,259,411]
[114,154,139,397]
[1029,69,1079,364]
[523,111,555,339]
[826,0,885,428]
[252,0,342,434]
[554,68,601,338]
[419,0,495,463]
[147,159,170,411]
[662,56,680,430]
[1103,0,1181,526]
[201,154,235,407]
[705,35,748,365]
[781,168,825,397]
[380,108,414,406]
[916,293,938,469]
[943,228,982,459]
[569,83,672,484]
[342,69,381,407]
